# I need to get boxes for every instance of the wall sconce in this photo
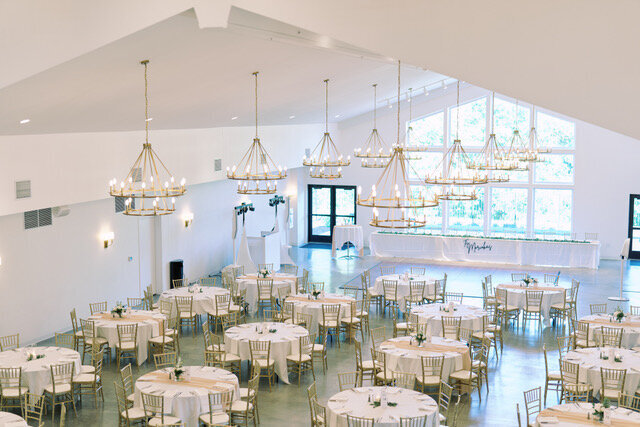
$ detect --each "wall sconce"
[183,213,194,228]
[102,231,114,248]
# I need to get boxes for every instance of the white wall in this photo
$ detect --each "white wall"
[326,86,640,260]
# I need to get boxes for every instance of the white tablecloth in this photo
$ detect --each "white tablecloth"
[326,386,438,427]
[496,283,566,325]
[565,347,640,396]
[580,314,640,349]
[412,303,486,336]
[379,336,465,382]
[285,294,355,336]
[0,411,27,426]
[134,366,239,427]
[0,347,81,395]
[374,274,436,313]
[88,310,165,365]
[236,274,297,315]
[159,286,230,315]
[332,225,364,257]
[536,402,640,426]
[224,322,308,384]
[369,232,600,269]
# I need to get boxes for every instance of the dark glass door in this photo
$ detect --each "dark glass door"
[308,185,356,243]
[628,195,640,259]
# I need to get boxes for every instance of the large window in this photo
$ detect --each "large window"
[406,95,575,238]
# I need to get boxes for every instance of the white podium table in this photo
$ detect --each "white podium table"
[248,232,281,268]
[332,225,364,258]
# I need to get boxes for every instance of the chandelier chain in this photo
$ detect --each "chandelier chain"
[408,87,413,121]
[491,91,495,133]
[396,60,400,144]
[324,79,329,133]
[373,84,377,128]
[142,60,149,143]
[253,72,259,138]
[456,81,460,140]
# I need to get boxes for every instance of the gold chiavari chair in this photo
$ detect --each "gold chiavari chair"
[306,382,317,423]
[630,305,640,316]
[233,265,245,277]
[310,397,326,427]
[44,362,77,422]
[148,316,176,357]
[511,273,527,282]
[172,277,188,288]
[70,309,84,351]
[563,383,592,402]
[372,349,393,386]
[153,352,177,370]
[496,288,520,329]
[127,297,145,310]
[249,340,276,391]
[522,290,543,330]
[354,339,375,384]
[281,264,298,275]
[0,334,19,352]
[258,263,274,272]
[54,333,75,349]
[198,276,218,287]
[22,393,45,427]
[175,295,198,337]
[542,344,561,405]
[410,266,426,276]
[204,348,242,380]
[312,331,328,374]
[337,371,362,391]
[347,414,375,426]
[590,303,607,315]
[286,334,315,386]
[369,326,386,349]
[294,312,313,330]
[230,374,259,426]
[598,326,623,348]
[0,367,26,414]
[383,280,399,316]
[79,319,109,365]
[600,367,626,402]
[72,346,104,408]
[449,346,482,401]
[207,293,232,332]
[544,272,560,285]
[392,371,416,390]
[417,355,444,394]
[308,281,325,292]
[115,324,139,368]
[199,388,234,426]
[343,284,360,299]
[400,414,429,427]
[158,300,173,317]
[257,278,274,316]
[362,270,383,314]
[438,381,455,426]
[341,301,364,344]
[319,304,341,348]
[559,359,592,403]
[523,386,542,427]
[357,294,371,335]
[392,308,409,338]
[425,276,446,304]
[408,281,426,307]
[119,364,135,407]
[380,265,396,276]
[572,319,590,348]
[456,327,474,346]
[114,382,146,425]
[441,316,462,339]
[89,301,107,315]
[568,279,580,314]
[444,292,463,304]
[619,392,640,411]
[141,392,182,426]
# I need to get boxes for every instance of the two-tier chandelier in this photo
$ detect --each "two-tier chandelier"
[357,61,438,229]
[425,81,488,200]
[528,106,552,157]
[227,72,287,194]
[467,92,517,182]
[504,100,542,164]
[303,79,350,179]
[109,60,186,216]
[353,84,392,168]
[402,87,428,153]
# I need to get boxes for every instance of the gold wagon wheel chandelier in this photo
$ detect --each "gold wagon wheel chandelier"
[109,60,186,216]
[357,60,438,229]
[466,92,517,182]
[402,87,428,153]
[425,81,488,201]
[528,106,552,157]
[503,99,543,164]
[227,72,287,194]
[302,79,350,179]
[353,83,392,168]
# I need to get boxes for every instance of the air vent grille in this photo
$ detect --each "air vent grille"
[16,180,31,199]
[132,168,142,183]
[115,197,135,213]
[214,159,222,172]
[24,208,52,229]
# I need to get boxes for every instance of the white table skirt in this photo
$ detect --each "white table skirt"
[412,303,486,336]
[380,336,463,382]
[536,402,640,426]
[159,287,230,316]
[224,322,308,384]
[566,347,640,396]
[369,232,600,269]
[285,294,354,336]
[373,274,436,313]
[236,274,297,315]
[495,284,565,324]
[0,411,28,426]
[332,225,364,257]
[581,314,640,349]
[134,366,239,427]
[326,386,438,427]
[88,310,165,365]
[0,347,81,395]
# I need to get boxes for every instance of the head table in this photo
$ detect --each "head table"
[326,386,438,427]
[133,366,239,427]
[224,322,308,384]
[0,346,81,395]
[536,402,640,426]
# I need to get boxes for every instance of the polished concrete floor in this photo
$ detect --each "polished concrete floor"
[29,246,640,426]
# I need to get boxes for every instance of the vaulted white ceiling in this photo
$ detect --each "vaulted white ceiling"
[0,9,448,135]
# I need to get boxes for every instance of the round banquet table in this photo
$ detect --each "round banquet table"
[224,322,308,384]
[236,273,297,315]
[373,274,436,313]
[284,293,354,336]
[158,286,230,316]
[496,282,566,325]
[411,303,486,336]
[326,386,439,427]
[0,347,81,395]
[580,313,640,349]
[379,336,470,382]
[536,402,640,426]
[134,366,239,427]
[564,347,640,396]
[88,309,166,365]
[0,411,28,426]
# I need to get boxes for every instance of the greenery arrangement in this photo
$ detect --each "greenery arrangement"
[592,398,610,422]
[26,352,45,362]
[173,357,185,381]
[312,290,321,299]
[378,230,590,244]
[414,333,426,346]
[259,268,271,278]
[613,307,625,322]
[111,302,125,318]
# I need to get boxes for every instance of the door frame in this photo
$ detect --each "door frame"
[307,184,357,243]
[628,194,640,259]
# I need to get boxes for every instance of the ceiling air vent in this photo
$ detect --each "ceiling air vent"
[132,167,143,183]
[24,208,52,229]
[214,159,222,172]
[15,180,31,199]
[305,148,311,157]
[115,197,135,213]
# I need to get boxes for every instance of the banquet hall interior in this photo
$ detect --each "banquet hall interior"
[1,1,640,426]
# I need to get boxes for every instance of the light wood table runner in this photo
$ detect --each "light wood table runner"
[538,407,639,426]
[287,296,353,305]
[497,284,565,292]
[95,313,164,330]
[138,371,235,392]
[584,318,640,328]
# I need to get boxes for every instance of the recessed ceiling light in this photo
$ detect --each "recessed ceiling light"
[145,117,153,122]
[231,116,238,120]
[289,115,295,119]
[19,119,30,124]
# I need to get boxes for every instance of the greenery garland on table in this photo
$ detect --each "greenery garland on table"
[377,230,591,244]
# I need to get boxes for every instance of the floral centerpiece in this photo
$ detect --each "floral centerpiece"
[441,302,457,313]
[259,268,271,278]
[26,351,45,361]
[413,332,426,347]
[111,302,125,318]
[613,307,625,323]
[172,357,185,381]
[592,398,610,422]
[522,276,537,287]
[312,290,321,300]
